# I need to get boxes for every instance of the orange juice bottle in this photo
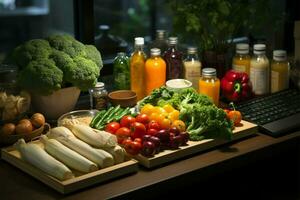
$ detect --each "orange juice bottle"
[130,37,147,100]
[232,43,251,75]
[145,48,166,95]
[198,68,220,106]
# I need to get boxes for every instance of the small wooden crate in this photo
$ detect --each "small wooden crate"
[134,120,257,168]
[1,141,138,194]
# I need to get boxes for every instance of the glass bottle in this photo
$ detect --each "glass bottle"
[183,47,202,90]
[113,52,130,90]
[149,30,168,54]
[232,43,251,75]
[271,50,289,93]
[250,44,270,95]
[163,37,184,80]
[89,82,108,110]
[198,68,220,106]
[130,37,147,100]
[145,48,166,95]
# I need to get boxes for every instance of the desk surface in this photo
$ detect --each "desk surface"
[0,131,299,200]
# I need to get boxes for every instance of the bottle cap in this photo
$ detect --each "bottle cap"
[273,50,287,61]
[202,68,217,77]
[150,48,161,56]
[168,37,178,45]
[187,47,197,54]
[135,37,144,45]
[236,43,249,54]
[99,25,109,31]
[156,30,166,39]
[117,52,126,57]
[253,44,266,54]
[94,82,105,89]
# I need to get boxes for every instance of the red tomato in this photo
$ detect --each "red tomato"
[148,120,160,130]
[115,127,131,144]
[134,138,142,144]
[105,122,120,134]
[122,138,142,155]
[135,113,150,125]
[130,122,146,139]
[147,128,158,136]
[120,115,136,128]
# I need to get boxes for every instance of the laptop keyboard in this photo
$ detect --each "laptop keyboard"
[236,89,300,137]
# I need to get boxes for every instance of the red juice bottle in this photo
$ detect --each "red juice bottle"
[163,37,184,80]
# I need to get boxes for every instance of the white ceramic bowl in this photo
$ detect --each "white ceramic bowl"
[166,79,193,91]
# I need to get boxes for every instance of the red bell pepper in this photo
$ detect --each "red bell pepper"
[221,70,253,102]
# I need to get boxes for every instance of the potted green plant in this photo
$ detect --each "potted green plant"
[169,0,283,78]
[6,35,103,119]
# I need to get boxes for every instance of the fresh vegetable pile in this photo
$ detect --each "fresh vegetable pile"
[138,87,234,141]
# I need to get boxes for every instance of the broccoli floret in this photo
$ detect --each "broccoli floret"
[47,35,86,58]
[11,39,52,69]
[17,59,63,95]
[64,56,100,91]
[84,45,103,68]
[187,105,233,141]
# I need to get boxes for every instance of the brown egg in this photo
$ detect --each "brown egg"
[16,122,33,135]
[30,113,45,128]
[1,123,16,135]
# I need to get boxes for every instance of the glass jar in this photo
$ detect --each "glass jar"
[250,44,270,95]
[271,50,289,93]
[232,43,251,75]
[89,82,108,110]
[183,47,202,90]
[198,68,220,106]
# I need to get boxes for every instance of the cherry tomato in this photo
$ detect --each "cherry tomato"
[147,128,158,136]
[159,118,172,129]
[168,110,180,122]
[120,115,136,128]
[105,122,120,134]
[141,104,154,115]
[162,104,175,113]
[148,120,160,130]
[130,122,146,139]
[122,138,142,155]
[136,113,150,125]
[228,110,242,126]
[115,127,131,144]
[172,120,186,132]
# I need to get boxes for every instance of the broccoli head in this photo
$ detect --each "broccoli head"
[6,34,103,95]
[64,56,100,91]
[11,39,52,69]
[47,35,86,58]
[17,59,63,95]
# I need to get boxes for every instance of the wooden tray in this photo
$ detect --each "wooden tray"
[134,120,257,168]
[1,141,139,194]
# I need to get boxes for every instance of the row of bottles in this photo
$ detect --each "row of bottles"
[114,35,202,100]
[232,43,289,95]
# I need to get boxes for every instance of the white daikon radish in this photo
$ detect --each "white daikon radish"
[48,127,114,168]
[40,135,98,173]
[102,145,126,164]
[14,139,73,181]
[68,124,117,148]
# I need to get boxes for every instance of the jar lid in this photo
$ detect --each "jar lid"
[202,68,216,77]
[236,43,249,54]
[135,37,144,45]
[273,50,287,61]
[94,82,105,88]
[151,48,161,56]
[168,37,178,45]
[187,47,197,54]
[253,44,266,54]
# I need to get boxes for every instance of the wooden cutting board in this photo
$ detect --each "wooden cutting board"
[134,120,258,168]
[1,141,138,194]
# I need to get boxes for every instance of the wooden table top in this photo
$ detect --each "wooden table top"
[0,130,299,200]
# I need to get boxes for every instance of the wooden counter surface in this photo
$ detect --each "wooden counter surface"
[0,131,299,199]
